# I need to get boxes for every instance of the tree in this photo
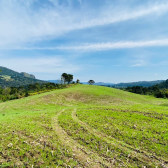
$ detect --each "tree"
[61,73,68,84]
[88,80,95,85]
[76,79,80,83]
[61,73,73,84]
[34,83,40,91]
[10,87,18,94]
[67,74,73,84]
[0,87,3,94]
[2,87,11,96]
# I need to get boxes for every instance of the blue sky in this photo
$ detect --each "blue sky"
[0,0,168,83]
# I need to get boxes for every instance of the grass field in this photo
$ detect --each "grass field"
[0,84,168,167]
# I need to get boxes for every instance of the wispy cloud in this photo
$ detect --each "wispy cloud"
[0,57,80,76]
[15,39,168,51]
[131,60,147,67]
[0,0,168,48]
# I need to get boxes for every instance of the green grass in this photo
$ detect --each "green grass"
[0,84,168,167]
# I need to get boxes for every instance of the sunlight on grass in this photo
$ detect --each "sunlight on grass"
[0,85,168,167]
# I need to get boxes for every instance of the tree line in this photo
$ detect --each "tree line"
[0,82,66,102]
[124,79,168,98]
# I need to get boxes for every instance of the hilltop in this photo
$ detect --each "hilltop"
[0,66,47,88]
[0,84,168,167]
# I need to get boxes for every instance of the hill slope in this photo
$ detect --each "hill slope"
[0,85,168,167]
[0,66,47,88]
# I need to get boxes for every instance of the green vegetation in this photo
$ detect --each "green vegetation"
[0,75,13,81]
[0,85,168,167]
[61,73,73,84]
[112,80,164,88]
[124,79,168,98]
[0,82,66,102]
[0,66,47,88]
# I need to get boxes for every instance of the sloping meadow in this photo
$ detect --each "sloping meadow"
[0,85,168,167]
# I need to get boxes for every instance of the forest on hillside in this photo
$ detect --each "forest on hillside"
[0,72,77,102]
[0,83,66,102]
[111,80,164,88]
[124,79,168,98]
[0,66,47,88]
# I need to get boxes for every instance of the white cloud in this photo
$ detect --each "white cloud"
[17,39,168,51]
[0,0,168,48]
[131,60,147,67]
[0,57,80,78]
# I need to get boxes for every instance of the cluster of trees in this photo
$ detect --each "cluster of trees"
[61,73,73,84]
[124,80,168,98]
[124,86,156,95]
[61,73,81,84]
[61,73,96,85]
[0,83,66,102]
[154,79,168,89]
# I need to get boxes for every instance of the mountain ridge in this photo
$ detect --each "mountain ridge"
[112,80,165,88]
[0,66,47,88]
[82,80,165,87]
[48,79,165,87]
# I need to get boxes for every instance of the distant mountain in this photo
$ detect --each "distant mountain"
[112,80,165,88]
[20,72,36,79]
[0,66,47,88]
[95,82,115,85]
[81,80,165,87]
[81,82,115,85]
[48,80,165,88]
[48,80,62,84]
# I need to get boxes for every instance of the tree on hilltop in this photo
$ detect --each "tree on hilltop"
[67,74,73,84]
[61,73,73,84]
[88,80,95,85]
[76,79,80,83]
[61,73,68,84]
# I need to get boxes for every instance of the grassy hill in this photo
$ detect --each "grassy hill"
[0,66,47,88]
[0,85,168,167]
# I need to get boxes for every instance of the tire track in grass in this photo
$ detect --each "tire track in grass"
[72,109,168,168]
[52,109,112,168]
